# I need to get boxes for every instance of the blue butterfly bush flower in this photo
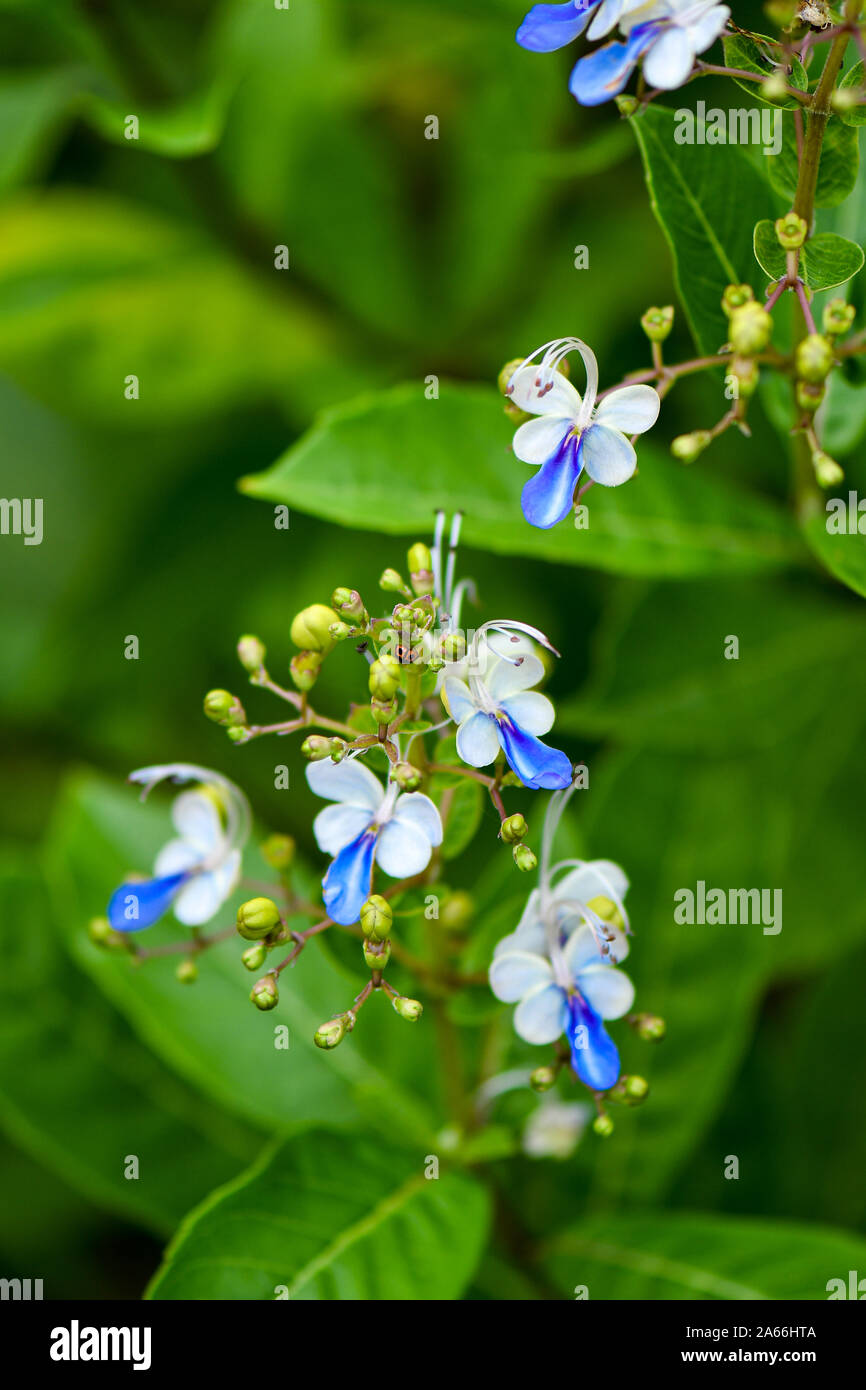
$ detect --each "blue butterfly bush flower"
[107,763,250,932]
[505,337,660,529]
[517,0,731,105]
[307,758,443,926]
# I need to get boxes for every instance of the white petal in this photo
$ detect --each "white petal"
[562,919,630,974]
[507,364,583,418]
[577,963,635,1020]
[375,818,433,878]
[514,982,568,1045]
[594,384,660,435]
[171,790,222,853]
[173,869,224,925]
[489,949,553,1003]
[581,422,637,486]
[499,691,555,736]
[443,677,477,725]
[209,848,241,905]
[587,0,628,40]
[552,860,630,922]
[643,25,694,90]
[306,757,384,810]
[512,415,574,466]
[154,838,201,877]
[312,803,373,856]
[456,711,500,767]
[688,5,730,56]
[486,653,545,703]
[390,792,443,848]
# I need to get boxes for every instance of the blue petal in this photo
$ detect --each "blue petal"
[322,828,377,926]
[567,993,621,1090]
[520,431,583,530]
[568,23,659,106]
[517,1,597,52]
[107,871,189,932]
[496,716,573,790]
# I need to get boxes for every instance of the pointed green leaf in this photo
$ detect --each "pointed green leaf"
[722,32,808,109]
[754,220,864,289]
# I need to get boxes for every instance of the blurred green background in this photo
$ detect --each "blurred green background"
[2,0,866,1299]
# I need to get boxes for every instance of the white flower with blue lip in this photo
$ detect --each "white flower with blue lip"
[506,338,660,529]
[307,758,443,926]
[443,620,573,790]
[570,0,731,105]
[107,763,249,932]
[516,0,648,53]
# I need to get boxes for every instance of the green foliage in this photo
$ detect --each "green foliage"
[767,114,860,209]
[722,32,808,110]
[753,220,864,290]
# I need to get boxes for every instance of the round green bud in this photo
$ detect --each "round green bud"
[371,697,398,725]
[497,358,525,396]
[823,298,856,338]
[203,689,245,727]
[615,94,640,117]
[813,452,844,488]
[530,1065,557,1093]
[624,1074,649,1104]
[831,87,860,113]
[250,975,279,1011]
[592,1113,615,1137]
[237,634,266,673]
[314,1017,346,1049]
[289,650,322,692]
[236,897,282,941]
[360,894,393,942]
[227,726,250,743]
[729,301,772,355]
[88,916,125,950]
[392,761,423,792]
[328,620,353,642]
[290,604,339,654]
[640,305,674,343]
[440,632,466,663]
[408,543,435,597]
[440,890,474,933]
[796,379,825,414]
[721,283,754,317]
[670,430,711,465]
[369,655,401,701]
[261,833,295,870]
[331,587,366,624]
[393,996,423,1022]
[500,813,528,844]
[633,1012,666,1042]
[329,738,348,763]
[513,843,538,873]
[176,958,198,985]
[242,942,268,972]
[504,400,532,425]
[728,356,759,399]
[363,937,391,970]
[379,568,407,595]
[795,333,834,384]
[301,734,333,761]
[775,212,807,250]
[761,71,789,104]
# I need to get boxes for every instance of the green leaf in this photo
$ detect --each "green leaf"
[82,79,234,158]
[433,776,485,860]
[753,220,864,290]
[625,104,775,353]
[0,68,78,193]
[722,32,808,109]
[838,60,866,127]
[241,384,804,579]
[545,1211,866,1299]
[767,113,860,208]
[802,496,866,598]
[147,1130,490,1299]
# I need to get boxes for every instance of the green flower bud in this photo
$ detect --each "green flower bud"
[360,894,393,942]
[301,734,333,761]
[290,604,339,654]
[500,813,528,844]
[592,1113,614,1137]
[289,650,322,692]
[369,655,401,701]
[331,587,367,623]
[392,761,423,791]
[823,298,856,338]
[242,942,268,972]
[227,726,251,743]
[631,1012,666,1042]
[237,634,266,673]
[328,620,354,642]
[87,916,126,950]
[721,283,754,317]
[175,959,198,985]
[440,632,466,663]
[831,86,860,113]
[371,697,397,725]
[530,1065,557,1093]
[379,568,408,595]
[504,400,532,425]
[640,305,674,342]
[261,833,295,869]
[670,431,711,464]
[314,1016,347,1049]
[392,996,423,1022]
[624,1074,649,1104]
[236,897,282,941]
[729,301,772,355]
[615,94,640,117]
[497,358,526,395]
[813,452,844,488]
[761,70,789,104]
[203,689,246,727]
[408,543,435,597]
[728,355,759,399]
[440,890,474,933]
[795,333,834,384]
[513,843,537,873]
[363,937,391,970]
[775,212,807,250]
[250,975,279,1011]
[796,379,825,414]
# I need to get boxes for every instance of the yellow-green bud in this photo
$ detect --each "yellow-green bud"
[670,430,711,464]
[237,634,266,673]
[721,283,754,317]
[261,833,295,869]
[363,937,391,970]
[513,843,537,872]
[290,604,339,654]
[242,942,268,971]
[592,1113,614,1137]
[775,212,807,250]
[728,355,759,399]
[360,894,392,941]
[329,620,353,642]
[408,543,435,597]
[392,761,423,791]
[615,94,640,117]
[369,655,401,701]
[440,890,474,933]
[640,305,674,343]
[371,697,397,725]
[823,298,856,338]
[379,568,408,595]
[301,734,332,761]
[530,1065,557,1093]
[813,452,844,488]
[500,813,528,844]
[497,357,525,395]
[440,632,466,663]
[796,379,825,414]
[761,70,789,104]
[795,333,834,384]
[392,996,423,1022]
[236,897,282,941]
[729,301,772,355]
[831,86,860,113]
[331,587,366,623]
[203,689,246,727]
[250,975,279,1011]
[176,959,198,985]
[88,916,126,950]
[632,1012,666,1042]
[314,1016,346,1049]
[624,1074,649,1103]
[289,650,322,692]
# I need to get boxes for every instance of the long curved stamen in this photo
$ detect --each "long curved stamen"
[549,857,631,936]
[431,509,446,601]
[444,512,462,615]
[508,336,600,423]
[469,619,560,670]
[449,577,477,634]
